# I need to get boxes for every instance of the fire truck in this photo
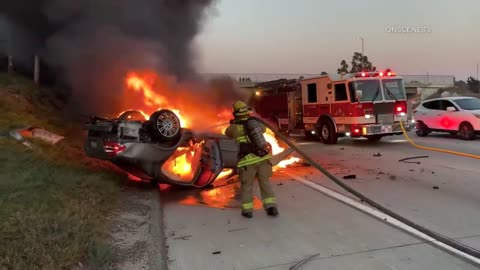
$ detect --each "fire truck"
[251,70,409,144]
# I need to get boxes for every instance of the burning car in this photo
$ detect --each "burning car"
[84,109,294,188]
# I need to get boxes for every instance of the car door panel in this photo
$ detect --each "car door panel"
[438,100,460,131]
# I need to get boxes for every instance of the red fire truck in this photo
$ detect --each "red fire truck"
[251,70,409,144]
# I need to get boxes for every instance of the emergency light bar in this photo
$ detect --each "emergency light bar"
[354,69,396,78]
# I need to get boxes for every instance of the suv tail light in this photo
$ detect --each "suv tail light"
[104,141,126,157]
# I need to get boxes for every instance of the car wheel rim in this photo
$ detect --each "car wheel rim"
[157,112,180,137]
[322,125,329,140]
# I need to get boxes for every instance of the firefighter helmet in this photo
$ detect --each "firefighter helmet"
[233,100,251,117]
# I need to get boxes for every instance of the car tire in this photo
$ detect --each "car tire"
[149,109,181,141]
[318,120,338,144]
[366,135,383,142]
[459,122,475,140]
[415,121,429,137]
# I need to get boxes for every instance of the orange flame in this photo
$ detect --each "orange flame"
[122,71,301,181]
[125,72,190,127]
[117,109,149,120]
[264,129,301,169]
[162,146,197,181]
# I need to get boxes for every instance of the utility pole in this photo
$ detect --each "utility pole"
[476,63,478,80]
[7,24,14,73]
[34,54,40,86]
[357,37,365,70]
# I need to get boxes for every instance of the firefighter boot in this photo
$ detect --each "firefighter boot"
[266,207,279,217]
[242,212,253,218]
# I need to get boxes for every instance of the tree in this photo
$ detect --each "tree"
[337,60,349,74]
[466,76,480,93]
[337,52,376,74]
[349,52,376,73]
[454,80,467,90]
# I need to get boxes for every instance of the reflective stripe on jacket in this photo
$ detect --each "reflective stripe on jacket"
[225,123,271,167]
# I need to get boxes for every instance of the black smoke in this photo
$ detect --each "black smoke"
[0,0,218,114]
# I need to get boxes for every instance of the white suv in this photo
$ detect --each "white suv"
[413,96,480,140]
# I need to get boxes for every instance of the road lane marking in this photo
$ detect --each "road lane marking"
[287,172,480,266]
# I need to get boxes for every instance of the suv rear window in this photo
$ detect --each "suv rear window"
[422,100,441,110]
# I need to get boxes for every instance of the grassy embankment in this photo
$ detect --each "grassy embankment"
[0,73,125,269]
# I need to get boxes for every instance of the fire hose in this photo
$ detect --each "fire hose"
[399,120,480,160]
[252,116,480,262]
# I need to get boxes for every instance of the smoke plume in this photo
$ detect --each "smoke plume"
[0,0,234,115]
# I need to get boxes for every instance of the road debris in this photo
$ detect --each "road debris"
[9,129,33,149]
[289,253,321,270]
[173,235,192,240]
[343,175,357,179]
[398,155,429,164]
[212,251,222,255]
[433,186,439,190]
[228,228,248,232]
[277,183,284,186]
[18,126,64,144]
[9,126,65,148]
[373,153,382,157]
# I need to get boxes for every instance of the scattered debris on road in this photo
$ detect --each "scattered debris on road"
[285,161,311,168]
[212,251,222,255]
[398,155,429,164]
[433,186,439,190]
[289,253,321,270]
[343,174,357,179]
[173,235,192,240]
[389,175,397,181]
[277,183,284,186]
[9,126,65,148]
[228,228,248,232]
[9,129,33,149]
[373,153,382,157]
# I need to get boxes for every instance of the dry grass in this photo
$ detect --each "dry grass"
[0,73,126,270]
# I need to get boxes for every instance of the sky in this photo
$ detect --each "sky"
[195,0,480,80]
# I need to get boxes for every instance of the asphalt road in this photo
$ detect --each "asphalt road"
[158,131,480,270]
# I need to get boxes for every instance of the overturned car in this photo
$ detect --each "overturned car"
[84,109,292,188]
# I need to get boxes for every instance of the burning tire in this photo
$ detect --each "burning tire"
[149,109,181,141]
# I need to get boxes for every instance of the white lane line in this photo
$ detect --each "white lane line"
[287,173,480,266]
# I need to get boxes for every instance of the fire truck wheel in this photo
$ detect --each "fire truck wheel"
[366,135,383,142]
[149,109,182,141]
[415,121,429,137]
[318,120,338,144]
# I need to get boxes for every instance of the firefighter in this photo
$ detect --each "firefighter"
[224,100,279,218]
